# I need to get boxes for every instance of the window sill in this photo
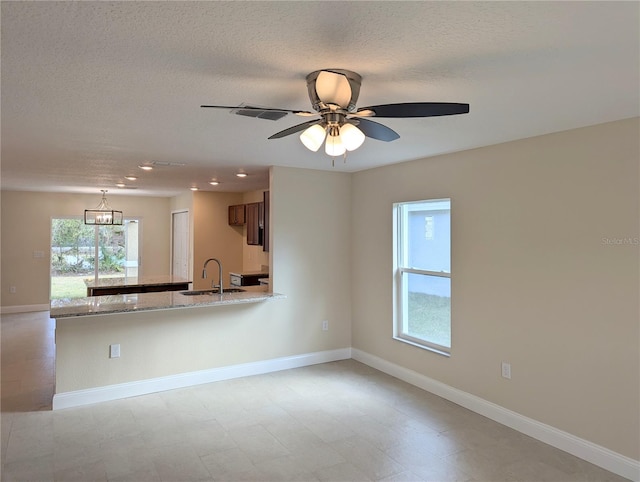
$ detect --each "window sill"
[393,335,451,357]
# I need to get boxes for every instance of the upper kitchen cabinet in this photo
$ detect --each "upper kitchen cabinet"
[263,191,270,252]
[246,201,263,246]
[228,204,246,226]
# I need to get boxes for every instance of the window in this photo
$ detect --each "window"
[50,217,140,299]
[393,199,451,355]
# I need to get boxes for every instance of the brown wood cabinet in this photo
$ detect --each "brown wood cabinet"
[230,271,268,287]
[246,201,263,246]
[228,204,246,226]
[263,190,270,252]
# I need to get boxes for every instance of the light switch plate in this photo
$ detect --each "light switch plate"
[501,362,511,379]
[110,344,121,358]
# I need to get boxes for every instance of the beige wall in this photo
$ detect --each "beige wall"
[351,118,640,460]
[270,166,352,348]
[242,189,270,272]
[191,191,244,290]
[169,192,192,212]
[0,192,171,307]
[55,166,353,391]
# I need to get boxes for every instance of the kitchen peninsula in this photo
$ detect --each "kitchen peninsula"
[50,287,285,410]
[52,286,283,318]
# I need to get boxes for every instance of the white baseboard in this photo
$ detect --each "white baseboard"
[52,347,352,411]
[351,348,639,482]
[0,304,50,315]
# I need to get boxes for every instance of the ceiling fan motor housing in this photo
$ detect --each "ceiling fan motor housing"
[306,69,362,113]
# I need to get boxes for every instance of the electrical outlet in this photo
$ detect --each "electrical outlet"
[501,362,511,379]
[322,320,329,331]
[110,344,121,358]
[9,286,16,294]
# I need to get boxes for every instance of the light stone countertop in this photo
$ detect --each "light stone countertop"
[50,287,285,319]
[83,275,191,288]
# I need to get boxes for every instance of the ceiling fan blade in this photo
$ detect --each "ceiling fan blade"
[351,118,400,142]
[357,102,470,118]
[316,71,352,109]
[201,105,315,117]
[348,109,375,117]
[268,119,323,139]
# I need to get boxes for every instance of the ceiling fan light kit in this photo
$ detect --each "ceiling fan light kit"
[339,123,366,151]
[299,123,326,152]
[325,126,345,157]
[202,68,469,162]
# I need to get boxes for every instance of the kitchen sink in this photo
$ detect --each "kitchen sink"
[180,288,245,296]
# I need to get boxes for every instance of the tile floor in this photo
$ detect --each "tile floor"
[0,311,629,481]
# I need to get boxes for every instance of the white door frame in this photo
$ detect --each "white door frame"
[170,210,190,282]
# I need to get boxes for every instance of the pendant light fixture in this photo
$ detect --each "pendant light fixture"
[84,190,123,225]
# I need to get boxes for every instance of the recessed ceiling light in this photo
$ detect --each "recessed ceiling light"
[236,172,248,178]
[116,182,126,188]
[190,186,198,191]
[138,164,153,171]
[209,180,220,186]
[124,176,137,181]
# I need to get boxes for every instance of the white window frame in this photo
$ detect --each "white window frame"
[393,199,451,356]
[50,216,142,299]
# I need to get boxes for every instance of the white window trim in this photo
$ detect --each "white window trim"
[393,199,451,356]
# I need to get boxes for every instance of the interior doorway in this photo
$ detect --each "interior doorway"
[171,210,189,280]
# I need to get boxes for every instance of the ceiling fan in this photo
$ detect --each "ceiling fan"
[201,69,469,160]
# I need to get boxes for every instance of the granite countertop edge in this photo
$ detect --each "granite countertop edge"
[51,290,286,319]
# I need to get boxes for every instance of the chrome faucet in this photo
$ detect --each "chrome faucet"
[202,258,223,294]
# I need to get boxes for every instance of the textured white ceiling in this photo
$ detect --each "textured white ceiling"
[1,1,638,196]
